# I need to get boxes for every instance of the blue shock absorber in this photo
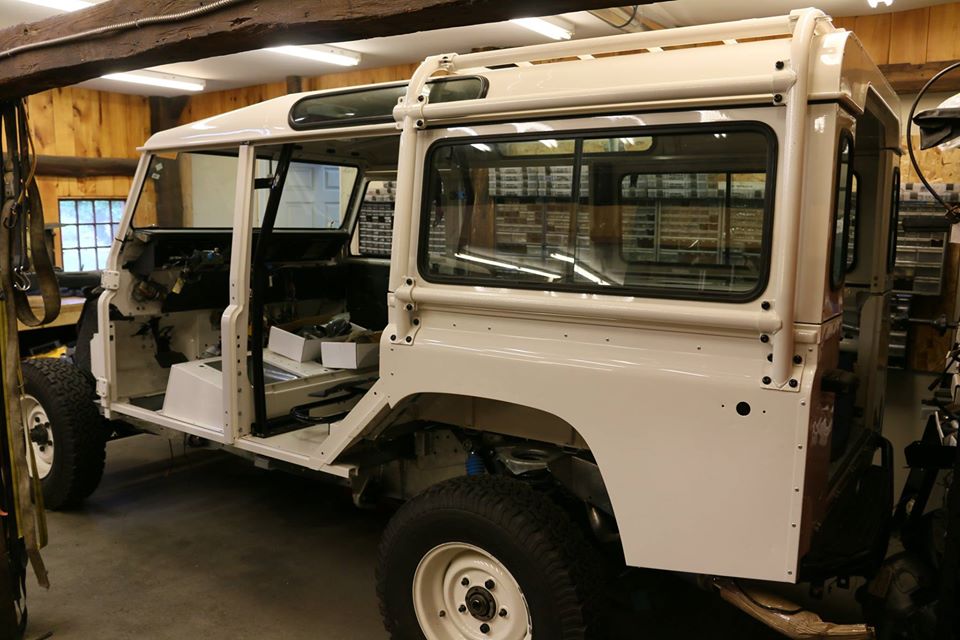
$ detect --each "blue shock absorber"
[465,451,486,476]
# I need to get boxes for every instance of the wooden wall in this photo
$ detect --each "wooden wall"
[26,86,151,263]
[833,3,960,91]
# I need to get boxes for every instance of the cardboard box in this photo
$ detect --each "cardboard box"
[268,326,325,363]
[320,329,381,369]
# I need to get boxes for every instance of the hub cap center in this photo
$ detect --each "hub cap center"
[465,586,496,621]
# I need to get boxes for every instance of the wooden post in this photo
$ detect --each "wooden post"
[286,76,304,95]
[148,96,189,228]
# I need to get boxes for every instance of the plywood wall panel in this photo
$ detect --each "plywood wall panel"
[926,4,960,62]
[23,87,150,266]
[853,13,891,65]
[888,8,930,65]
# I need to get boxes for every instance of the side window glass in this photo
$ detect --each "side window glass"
[886,167,901,274]
[420,127,773,299]
[846,172,860,272]
[830,133,854,288]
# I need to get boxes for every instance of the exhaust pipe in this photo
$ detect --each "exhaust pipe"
[711,578,875,639]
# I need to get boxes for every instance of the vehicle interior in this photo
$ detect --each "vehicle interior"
[110,134,401,437]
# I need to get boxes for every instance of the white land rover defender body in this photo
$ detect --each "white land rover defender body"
[27,8,902,638]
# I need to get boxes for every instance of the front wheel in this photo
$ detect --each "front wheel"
[20,358,106,510]
[377,475,604,640]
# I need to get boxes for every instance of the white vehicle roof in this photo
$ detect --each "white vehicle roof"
[143,11,898,152]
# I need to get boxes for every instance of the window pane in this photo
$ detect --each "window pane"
[59,200,77,224]
[94,200,111,223]
[423,139,576,286]
[62,249,80,272]
[95,224,112,246]
[79,248,97,271]
[421,128,771,298]
[254,152,358,230]
[96,247,110,269]
[78,224,96,247]
[61,224,79,249]
[831,136,853,288]
[110,200,124,222]
[77,200,94,223]
[357,180,396,257]
[846,173,859,272]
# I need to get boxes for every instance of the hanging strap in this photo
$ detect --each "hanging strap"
[1,100,60,327]
[0,99,51,603]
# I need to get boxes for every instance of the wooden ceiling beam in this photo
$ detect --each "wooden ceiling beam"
[0,0,644,101]
[879,60,960,94]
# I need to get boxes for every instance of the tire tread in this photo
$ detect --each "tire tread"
[377,474,604,639]
[21,358,105,509]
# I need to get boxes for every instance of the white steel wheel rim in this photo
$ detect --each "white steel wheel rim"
[413,541,532,640]
[21,394,53,480]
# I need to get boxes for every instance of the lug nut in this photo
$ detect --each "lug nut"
[480,623,490,634]
[461,577,469,586]
[459,605,467,613]
[485,579,495,590]
[499,608,508,618]
[439,610,446,617]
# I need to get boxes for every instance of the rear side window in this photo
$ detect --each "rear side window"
[830,132,854,288]
[419,125,775,301]
[886,167,901,274]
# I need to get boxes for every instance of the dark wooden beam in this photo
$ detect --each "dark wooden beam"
[149,96,189,227]
[286,75,304,95]
[880,60,960,93]
[25,155,138,178]
[0,0,641,100]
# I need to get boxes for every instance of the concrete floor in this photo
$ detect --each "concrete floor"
[24,435,849,640]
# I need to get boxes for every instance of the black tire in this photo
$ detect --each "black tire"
[21,358,106,510]
[377,474,604,639]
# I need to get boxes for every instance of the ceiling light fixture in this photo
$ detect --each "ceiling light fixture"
[266,45,362,67]
[866,0,893,8]
[101,71,206,93]
[17,0,92,10]
[510,17,574,41]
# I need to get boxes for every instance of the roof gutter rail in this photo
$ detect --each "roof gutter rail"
[398,71,796,123]
[449,14,793,70]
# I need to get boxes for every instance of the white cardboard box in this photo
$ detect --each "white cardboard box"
[268,326,324,363]
[320,331,381,369]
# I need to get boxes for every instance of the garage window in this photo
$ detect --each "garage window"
[418,125,775,301]
[58,198,125,271]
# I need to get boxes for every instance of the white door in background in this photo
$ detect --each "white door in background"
[257,163,343,229]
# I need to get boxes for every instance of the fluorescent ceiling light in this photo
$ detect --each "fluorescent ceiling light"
[267,45,361,67]
[101,71,206,93]
[510,17,574,41]
[17,0,92,10]
[866,0,893,7]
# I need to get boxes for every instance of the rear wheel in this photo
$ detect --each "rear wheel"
[20,358,106,510]
[377,474,604,639]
